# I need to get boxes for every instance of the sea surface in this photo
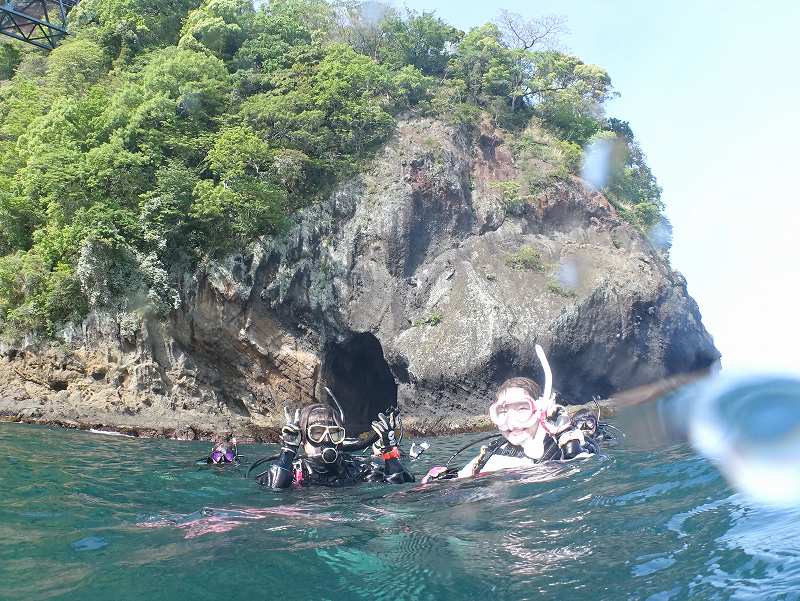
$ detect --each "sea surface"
[1,421,799,601]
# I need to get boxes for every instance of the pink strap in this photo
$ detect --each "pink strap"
[294,466,304,484]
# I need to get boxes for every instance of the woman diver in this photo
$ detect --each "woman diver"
[203,437,241,466]
[254,402,414,488]
[423,345,607,482]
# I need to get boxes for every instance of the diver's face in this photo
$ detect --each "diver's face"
[302,420,345,463]
[490,387,539,445]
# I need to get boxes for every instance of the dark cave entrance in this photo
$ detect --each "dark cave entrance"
[321,333,398,435]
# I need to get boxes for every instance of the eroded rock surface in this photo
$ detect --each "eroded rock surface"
[0,118,719,439]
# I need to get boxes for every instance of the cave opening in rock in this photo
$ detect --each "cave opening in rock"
[321,333,397,435]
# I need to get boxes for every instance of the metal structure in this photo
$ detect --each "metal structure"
[0,0,78,50]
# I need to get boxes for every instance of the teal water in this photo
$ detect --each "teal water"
[1,422,799,601]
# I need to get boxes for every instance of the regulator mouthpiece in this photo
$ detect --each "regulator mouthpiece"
[321,447,339,464]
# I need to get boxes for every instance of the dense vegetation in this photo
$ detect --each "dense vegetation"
[0,0,662,339]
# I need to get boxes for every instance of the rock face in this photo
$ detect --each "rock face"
[0,118,720,439]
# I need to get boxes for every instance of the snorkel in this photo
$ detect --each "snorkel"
[532,344,560,434]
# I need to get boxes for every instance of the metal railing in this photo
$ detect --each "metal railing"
[0,0,79,50]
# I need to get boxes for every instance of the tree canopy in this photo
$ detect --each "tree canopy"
[0,1,662,339]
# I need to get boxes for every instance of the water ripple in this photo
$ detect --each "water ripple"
[2,423,800,600]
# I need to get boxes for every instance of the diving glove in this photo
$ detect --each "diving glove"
[371,408,400,453]
[281,407,302,454]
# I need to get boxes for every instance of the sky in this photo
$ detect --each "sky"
[400,0,800,372]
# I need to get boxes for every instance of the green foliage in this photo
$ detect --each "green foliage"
[71,0,202,59]
[45,39,109,94]
[585,119,663,229]
[547,279,576,298]
[509,121,582,195]
[0,0,663,339]
[0,42,22,80]
[378,11,463,75]
[179,0,253,61]
[491,180,530,214]
[239,43,397,167]
[506,246,543,271]
[529,51,612,144]
[413,311,443,327]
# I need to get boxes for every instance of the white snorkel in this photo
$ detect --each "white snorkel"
[535,344,556,414]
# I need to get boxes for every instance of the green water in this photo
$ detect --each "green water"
[1,422,799,601]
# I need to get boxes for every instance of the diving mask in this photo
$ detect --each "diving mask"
[489,392,538,429]
[307,424,346,445]
[210,446,237,464]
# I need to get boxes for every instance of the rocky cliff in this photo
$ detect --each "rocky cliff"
[0,118,720,439]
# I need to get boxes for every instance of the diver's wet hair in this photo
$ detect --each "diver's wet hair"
[495,377,541,404]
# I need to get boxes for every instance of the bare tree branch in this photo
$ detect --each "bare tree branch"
[495,10,568,51]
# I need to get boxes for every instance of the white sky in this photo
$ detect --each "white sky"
[403,0,800,372]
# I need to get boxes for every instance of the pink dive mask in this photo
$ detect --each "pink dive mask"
[489,393,538,429]
[489,390,559,435]
[488,345,559,435]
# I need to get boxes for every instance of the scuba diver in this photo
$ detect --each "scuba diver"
[203,437,241,466]
[254,401,414,488]
[423,345,608,482]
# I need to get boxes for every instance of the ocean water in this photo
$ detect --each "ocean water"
[1,421,799,601]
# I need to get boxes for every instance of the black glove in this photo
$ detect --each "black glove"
[371,408,399,453]
[281,407,301,455]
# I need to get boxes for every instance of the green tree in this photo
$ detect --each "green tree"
[178,0,254,61]
[45,38,109,94]
[71,0,202,59]
[0,42,22,80]
[378,11,462,75]
[239,43,397,165]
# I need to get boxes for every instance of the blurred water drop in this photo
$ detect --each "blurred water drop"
[615,371,800,507]
[557,259,580,289]
[581,138,614,189]
[689,373,800,507]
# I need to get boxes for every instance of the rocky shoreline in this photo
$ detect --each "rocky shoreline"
[0,411,496,442]
[0,118,719,439]
[2,369,703,442]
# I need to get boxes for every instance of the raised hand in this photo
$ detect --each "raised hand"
[281,406,302,453]
[371,407,400,453]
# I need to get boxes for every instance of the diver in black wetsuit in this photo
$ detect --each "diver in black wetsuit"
[255,404,414,488]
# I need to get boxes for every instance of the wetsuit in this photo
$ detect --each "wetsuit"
[454,407,603,479]
[255,447,414,488]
